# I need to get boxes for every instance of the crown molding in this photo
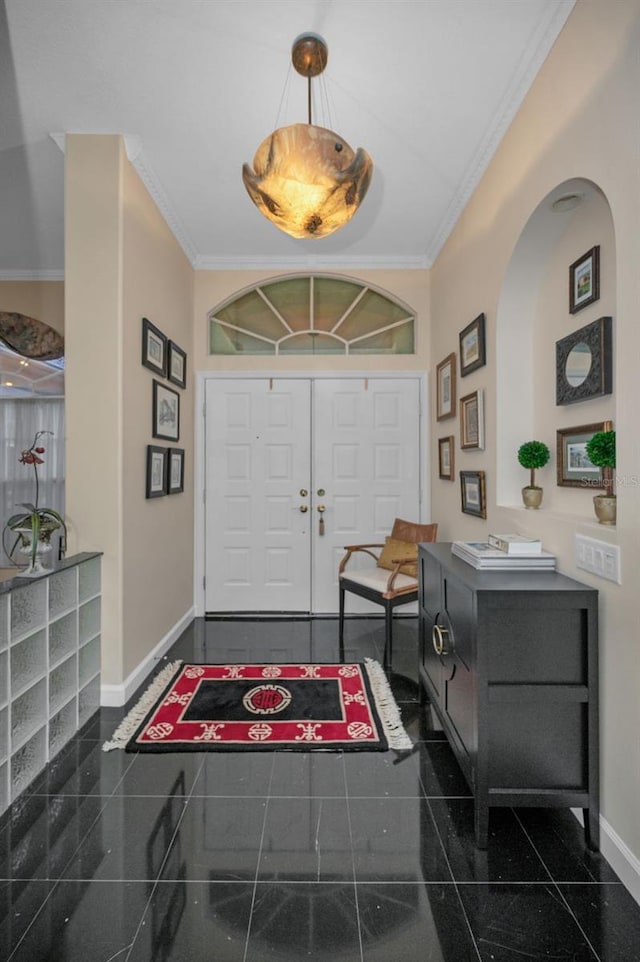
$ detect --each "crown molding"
[426,0,575,264]
[194,253,431,272]
[130,150,200,267]
[49,133,200,267]
[0,270,64,281]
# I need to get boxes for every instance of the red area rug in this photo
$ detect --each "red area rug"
[103,659,412,753]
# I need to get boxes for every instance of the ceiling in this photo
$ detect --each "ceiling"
[1,0,575,277]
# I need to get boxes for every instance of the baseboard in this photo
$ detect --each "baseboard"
[572,808,640,907]
[100,607,195,707]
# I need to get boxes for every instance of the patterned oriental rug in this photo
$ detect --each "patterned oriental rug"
[103,659,412,753]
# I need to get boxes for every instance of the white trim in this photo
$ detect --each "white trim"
[194,370,430,618]
[572,808,640,907]
[195,254,431,271]
[601,815,640,907]
[100,606,195,706]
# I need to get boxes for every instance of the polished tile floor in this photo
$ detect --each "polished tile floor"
[1,616,639,961]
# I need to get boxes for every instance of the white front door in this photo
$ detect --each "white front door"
[312,378,421,612]
[205,378,312,612]
[204,377,422,613]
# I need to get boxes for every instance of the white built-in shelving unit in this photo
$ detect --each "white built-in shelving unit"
[0,554,101,817]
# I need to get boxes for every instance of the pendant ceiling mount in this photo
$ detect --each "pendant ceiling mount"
[291,34,328,79]
[242,33,373,240]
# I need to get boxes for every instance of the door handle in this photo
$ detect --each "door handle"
[432,624,449,655]
[317,504,325,513]
[299,504,309,513]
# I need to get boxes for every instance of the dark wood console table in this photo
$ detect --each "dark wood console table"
[419,543,599,850]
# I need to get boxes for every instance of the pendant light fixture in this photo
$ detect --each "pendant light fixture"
[242,33,373,239]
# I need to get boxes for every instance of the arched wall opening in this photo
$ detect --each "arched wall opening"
[496,177,616,514]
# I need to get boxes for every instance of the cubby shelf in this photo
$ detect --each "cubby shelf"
[0,554,101,817]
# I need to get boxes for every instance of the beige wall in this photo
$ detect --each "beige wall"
[193,268,431,374]
[65,135,194,687]
[122,158,194,679]
[0,280,65,336]
[430,0,640,878]
[65,135,125,687]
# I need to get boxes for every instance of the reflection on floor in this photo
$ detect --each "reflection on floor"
[1,616,639,961]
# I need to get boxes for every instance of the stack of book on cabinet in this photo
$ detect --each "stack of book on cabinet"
[452,534,556,570]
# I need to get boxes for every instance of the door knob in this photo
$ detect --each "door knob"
[317,504,325,513]
[299,504,309,513]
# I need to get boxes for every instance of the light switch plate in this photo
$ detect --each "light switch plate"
[574,534,621,584]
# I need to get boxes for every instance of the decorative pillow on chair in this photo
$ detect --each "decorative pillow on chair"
[391,518,438,544]
[376,537,418,577]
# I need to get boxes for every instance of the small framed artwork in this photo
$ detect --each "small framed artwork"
[460,389,484,450]
[436,353,456,421]
[556,316,612,405]
[460,470,486,519]
[556,420,612,488]
[166,447,185,494]
[142,317,167,376]
[569,245,600,314]
[438,436,455,481]
[153,379,180,441]
[146,445,167,498]
[459,313,486,377]
[167,341,187,389]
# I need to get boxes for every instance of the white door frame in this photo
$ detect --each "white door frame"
[193,370,431,617]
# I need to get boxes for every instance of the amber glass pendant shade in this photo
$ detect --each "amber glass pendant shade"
[242,34,373,239]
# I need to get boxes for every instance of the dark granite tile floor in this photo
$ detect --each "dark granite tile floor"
[1,615,639,961]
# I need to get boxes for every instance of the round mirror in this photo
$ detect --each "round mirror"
[565,341,592,386]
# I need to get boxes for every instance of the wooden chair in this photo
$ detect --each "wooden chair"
[338,518,438,670]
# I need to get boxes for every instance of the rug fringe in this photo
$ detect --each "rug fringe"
[101,660,183,751]
[364,658,413,751]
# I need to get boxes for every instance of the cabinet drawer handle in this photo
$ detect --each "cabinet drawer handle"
[432,624,449,655]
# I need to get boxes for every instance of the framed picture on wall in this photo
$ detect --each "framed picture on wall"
[142,317,167,376]
[436,353,456,420]
[460,389,484,450]
[166,447,185,494]
[459,313,486,377]
[569,245,600,314]
[167,341,187,388]
[146,445,167,498]
[556,420,611,488]
[556,316,612,405]
[460,470,486,518]
[153,379,180,441]
[438,436,455,480]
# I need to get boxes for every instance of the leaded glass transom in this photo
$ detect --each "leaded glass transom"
[208,275,415,355]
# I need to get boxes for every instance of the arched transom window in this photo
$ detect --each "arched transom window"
[208,274,415,355]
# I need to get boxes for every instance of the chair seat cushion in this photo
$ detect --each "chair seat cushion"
[340,567,418,593]
[376,537,418,577]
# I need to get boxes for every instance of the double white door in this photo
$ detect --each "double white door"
[204,377,422,613]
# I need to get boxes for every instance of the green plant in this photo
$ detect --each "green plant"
[2,430,67,569]
[586,429,616,495]
[517,440,550,488]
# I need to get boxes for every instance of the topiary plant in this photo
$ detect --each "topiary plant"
[586,429,616,497]
[517,440,550,489]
